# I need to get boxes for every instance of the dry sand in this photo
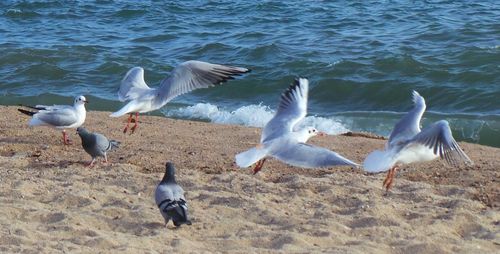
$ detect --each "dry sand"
[0,105,498,253]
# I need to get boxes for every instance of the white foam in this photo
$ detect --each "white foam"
[165,103,349,135]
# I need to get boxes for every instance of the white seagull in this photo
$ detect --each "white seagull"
[363,90,473,191]
[18,95,88,145]
[110,60,250,134]
[235,78,359,174]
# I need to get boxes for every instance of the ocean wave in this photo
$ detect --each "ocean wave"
[163,103,349,135]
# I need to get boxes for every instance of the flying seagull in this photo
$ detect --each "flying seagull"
[235,78,359,174]
[18,95,88,145]
[155,162,192,227]
[363,90,473,191]
[110,60,250,134]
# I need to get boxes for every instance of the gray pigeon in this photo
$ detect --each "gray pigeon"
[155,162,192,227]
[76,127,120,167]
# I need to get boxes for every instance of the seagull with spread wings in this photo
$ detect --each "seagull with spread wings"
[235,78,359,174]
[110,60,250,134]
[363,91,473,191]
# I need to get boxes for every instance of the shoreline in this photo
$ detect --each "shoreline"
[0,105,498,253]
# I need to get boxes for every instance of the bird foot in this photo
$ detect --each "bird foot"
[382,166,398,192]
[130,124,137,134]
[252,159,266,175]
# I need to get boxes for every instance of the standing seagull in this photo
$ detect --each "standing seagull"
[155,162,192,227]
[76,127,120,167]
[363,91,473,191]
[18,95,88,145]
[110,60,250,134]
[235,78,359,174]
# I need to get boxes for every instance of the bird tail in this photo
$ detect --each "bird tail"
[109,101,140,117]
[235,146,268,168]
[18,108,36,116]
[363,149,398,173]
[108,140,120,150]
[165,200,191,227]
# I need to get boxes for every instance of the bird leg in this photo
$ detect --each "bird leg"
[62,130,72,145]
[382,166,399,191]
[103,154,108,164]
[87,158,96,168]
[252,158,267,175]
[123,113,133,134]
[130,112,139,134]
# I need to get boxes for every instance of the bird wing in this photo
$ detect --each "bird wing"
[32,106,79,127]
[271,142,359,169]
[261,78,308,143]
[155,60,249,107]
[409,120,472,166]
[93,133,112,153]
[117,67,154,102]
[388,90,426,147]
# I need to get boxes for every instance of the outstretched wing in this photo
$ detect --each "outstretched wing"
[117,67,154,102]
[389,90,426,147]
[156,60,250,106]
[271,142,359,169]
[261,78,308,143]
[409,120,472,166]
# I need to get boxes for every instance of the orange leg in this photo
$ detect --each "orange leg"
[130,112,139,134]
[382,166,399,191]
[123,113,133,134]
[253,158,267,175]
[62,130,72,145]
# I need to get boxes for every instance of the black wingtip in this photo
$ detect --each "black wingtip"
[18,108,36,116]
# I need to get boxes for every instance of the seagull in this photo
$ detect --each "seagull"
[155,162,192,228]
[110,60,250,134]
[76,127,120,167]
[235,78,359,174]
[18,95,88,145]
[363,90,473,191]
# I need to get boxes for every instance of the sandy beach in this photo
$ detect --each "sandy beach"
[0,105,498,253]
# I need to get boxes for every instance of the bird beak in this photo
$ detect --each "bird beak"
[318,132,327,137]
[84,100,89,104]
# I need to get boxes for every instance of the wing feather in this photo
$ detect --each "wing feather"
[261,78,308,143]
[410,120,472,166]
[389,90,426,147]
[271,142,359,169]
[156,60,250,106]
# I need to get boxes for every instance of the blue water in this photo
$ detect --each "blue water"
[1,1,499,146]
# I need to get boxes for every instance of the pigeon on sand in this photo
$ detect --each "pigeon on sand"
[363,90,473,191]
[155,162,192,227]
[235,78,359,174]
[18,95,88,145]
[76,127,120,167]
[110,60,250,134]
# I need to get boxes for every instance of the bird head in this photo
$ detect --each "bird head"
[74,95,89,106]
[162,162,176,183]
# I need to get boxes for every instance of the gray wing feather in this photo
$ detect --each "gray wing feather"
[409,120,472,166]
[272,142,359,169]
[118,67,154,102]
[34,107,78,127]
[389,91,426,147]
[262,78,308,143]
[155,60,249,107]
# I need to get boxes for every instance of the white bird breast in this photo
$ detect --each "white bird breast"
[396,143,438,164]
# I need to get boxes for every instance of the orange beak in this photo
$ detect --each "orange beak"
[318,131,327,137]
